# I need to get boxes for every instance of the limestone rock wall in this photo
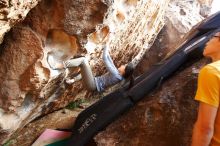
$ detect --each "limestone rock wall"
[0,0,40,44]
[93,0,213,145]
[0,0,170,143]
[92,0,213,145]
[136,0,207,74]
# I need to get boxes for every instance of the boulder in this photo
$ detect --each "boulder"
[0,0,213,144]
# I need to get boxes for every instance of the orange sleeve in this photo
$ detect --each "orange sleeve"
[195,65,220,107]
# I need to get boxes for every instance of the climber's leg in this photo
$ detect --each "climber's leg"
[64,57,87,68]
[80,58,97,91]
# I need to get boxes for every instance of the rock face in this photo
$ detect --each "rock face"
[0,0,213,144]
[0,0,40,44]
[64,0,108,44]
[0,0,169,143]
[92,1,213,145]
[0,27,46,112]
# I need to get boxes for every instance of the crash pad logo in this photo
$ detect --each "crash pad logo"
[78,114,97,133]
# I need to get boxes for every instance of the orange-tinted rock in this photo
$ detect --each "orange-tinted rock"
[21,0,65,41]
[0,27,45,111]
[0,0,40,44]
[63,0,108,44]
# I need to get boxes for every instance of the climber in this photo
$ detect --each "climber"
[191,32,220,146]
[54,45,134,92]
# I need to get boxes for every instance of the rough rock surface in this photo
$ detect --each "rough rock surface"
[0,0,213,145]
[91,1,212,145]
[0,0,40,44]
[63,0,108,45]
[0,26,47,143]
[0,0,168,143]
[0,27,46,112]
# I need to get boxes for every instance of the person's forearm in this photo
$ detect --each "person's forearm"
[102,46,120,75]
[191,122,214,146]
[102,46,110,62]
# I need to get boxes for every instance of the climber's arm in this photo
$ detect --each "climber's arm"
[102,46,121,76]
[191,102,217,146]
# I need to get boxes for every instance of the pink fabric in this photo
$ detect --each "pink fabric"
[32,129,71,146]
